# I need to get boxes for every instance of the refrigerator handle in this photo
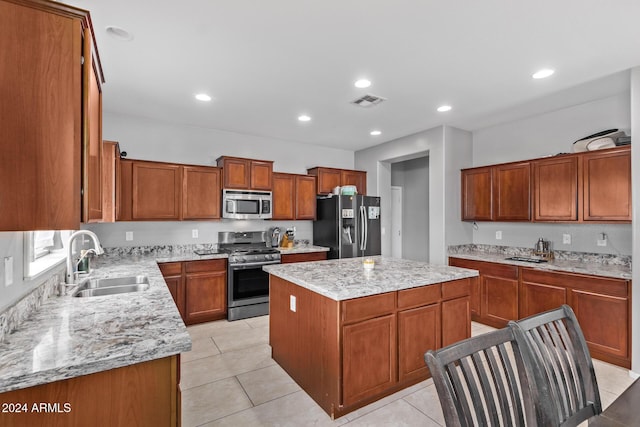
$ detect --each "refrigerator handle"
[359,206,366,251]
[364,206,368,251]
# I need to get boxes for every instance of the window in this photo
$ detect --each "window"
[24,230,72,279]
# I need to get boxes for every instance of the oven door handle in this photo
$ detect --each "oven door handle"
[229,260,281,269]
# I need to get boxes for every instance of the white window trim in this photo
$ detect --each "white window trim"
[23,231,72,280]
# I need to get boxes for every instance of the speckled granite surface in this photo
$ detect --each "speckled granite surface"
[264,256,479,301]
[277,245,329,254]
[448,244,632,280]
[0,254,197,394]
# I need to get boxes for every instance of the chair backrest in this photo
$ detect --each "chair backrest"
[424,327,551,427]
[509,304,602,427]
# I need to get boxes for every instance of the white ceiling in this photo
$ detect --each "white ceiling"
[69,0,640,151]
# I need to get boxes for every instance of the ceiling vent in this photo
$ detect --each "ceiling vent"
[350,93,386,108]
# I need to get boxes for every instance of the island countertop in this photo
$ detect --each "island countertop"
[0,253,209,394]
[263,256,479,301]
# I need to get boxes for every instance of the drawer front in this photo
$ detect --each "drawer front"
[341,293,396,324]
[185,259,227,273]
[521,268,629,298]
[441,278,471,300]
[397,284,441,309]
[159,262,182,276]
[281,252,328,264]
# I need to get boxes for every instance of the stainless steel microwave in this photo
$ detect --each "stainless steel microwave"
[222,189,272,220]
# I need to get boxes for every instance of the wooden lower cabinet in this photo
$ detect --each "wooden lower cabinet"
[269,275,472,418]
[280,251,327,264]
[448,257,517,327]
[520,268,631,368]
[159,259,227,325]
[0,356,179,427]
[343,314,396,406]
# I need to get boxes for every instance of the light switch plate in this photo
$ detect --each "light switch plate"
[4,257,13,287]
[495,231,502,240]
[125,231,133,241]
[192,229,199,238]
[290,295,296,312]
[563,234,571,245]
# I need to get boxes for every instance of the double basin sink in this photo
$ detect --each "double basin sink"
[73,275,150,298]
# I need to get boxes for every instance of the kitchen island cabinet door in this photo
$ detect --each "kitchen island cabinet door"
[461,167,493,221]
[398,304,440,382]
[582,147,631,222]
[342,314,397,406]
[533,156,578,221]
[159,262,185,320]
[182,166,221,219]
[441,296,471,347]
[184,260,227,324]
[272,173,295,220]
[295,175,317,219]
[448,258,481,317]
[493,162,531,221]
[132,161,182,220]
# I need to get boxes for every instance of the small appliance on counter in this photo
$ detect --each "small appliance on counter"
[533,237,554,260]
[268,227,281,247]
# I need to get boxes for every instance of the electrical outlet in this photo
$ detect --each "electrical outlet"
[4,257,13,287]
[562,234,571,245]
[597,233,607,247]
[192,229,199,238]
[495,231,502,240]
[125,231,133,241]
[290,295,296,312]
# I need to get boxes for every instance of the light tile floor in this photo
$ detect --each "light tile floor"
[181,317,637,427]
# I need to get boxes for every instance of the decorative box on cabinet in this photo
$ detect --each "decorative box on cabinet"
[216,156,273,190]
[0,0,104,230]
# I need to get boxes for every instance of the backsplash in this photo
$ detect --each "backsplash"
[102,243,219,258]
[0,265,64,343]
[448,244,632,267]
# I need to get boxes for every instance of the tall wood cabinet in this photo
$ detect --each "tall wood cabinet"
[0,0,104,230]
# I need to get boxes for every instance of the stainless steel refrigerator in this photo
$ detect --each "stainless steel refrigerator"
[313,195,381,259]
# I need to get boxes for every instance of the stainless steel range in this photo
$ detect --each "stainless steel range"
[218,231,281,321]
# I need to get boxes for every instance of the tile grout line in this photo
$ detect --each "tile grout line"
[402,395,446,427]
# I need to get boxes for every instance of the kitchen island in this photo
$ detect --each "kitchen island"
[264,256,479,419]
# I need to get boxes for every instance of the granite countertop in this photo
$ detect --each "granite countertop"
[448,251,632,280]
[264,256,479,301]
[277,245,329,255]
[0,252,220,394]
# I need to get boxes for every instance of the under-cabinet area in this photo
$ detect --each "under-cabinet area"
[449,256,632,368]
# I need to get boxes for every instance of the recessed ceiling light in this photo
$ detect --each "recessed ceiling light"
[195,93,212,102]
[370,130,381,136]
[354,79,372,88]
[437,105,452,112]
[298,115,311,122]
[105,26,134,41]
[532,68,555,79]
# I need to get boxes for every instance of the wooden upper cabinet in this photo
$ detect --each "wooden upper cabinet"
[493,162,531,221]
[101,141,120,222]
[182,166,221,219]
[295,175,317,220]
[82,28,103,223]
[272,173,295,220]
[132,161,182,220]
[341,170,367,196]
[272,173,317,220]
[307,167,367,195]
[217,156,273,190]
[0,1,102,230]
[533,156,578,222]
[251,160,273,190]
[461,167,492,221]
[582,146,631,222]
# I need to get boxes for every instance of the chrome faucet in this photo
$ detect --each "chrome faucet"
[65,230,104,284]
